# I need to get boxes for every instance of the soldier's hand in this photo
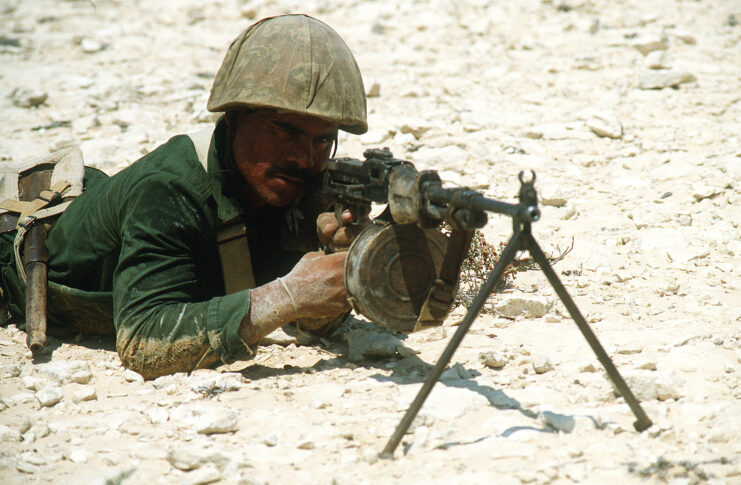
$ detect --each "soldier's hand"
[317,211,362,251]
[282,251,350,318]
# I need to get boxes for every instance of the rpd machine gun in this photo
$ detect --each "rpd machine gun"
[322,148,653,458]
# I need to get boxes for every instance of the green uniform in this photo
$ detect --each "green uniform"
[0,118,319,379]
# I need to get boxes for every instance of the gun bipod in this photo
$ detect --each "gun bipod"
[380,172,652,459]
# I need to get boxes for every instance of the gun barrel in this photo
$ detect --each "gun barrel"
[425,186,539,222]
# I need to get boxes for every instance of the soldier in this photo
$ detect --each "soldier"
[0,14,367,379]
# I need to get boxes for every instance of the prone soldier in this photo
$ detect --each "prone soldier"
[0,15,367,379]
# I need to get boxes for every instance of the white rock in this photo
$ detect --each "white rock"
[22,375,47,391]
[23,423,50,443]
[0,363,22,378]
[297,440,315,450]
[73,386,97,403]
[68,447,89,464]
[638,70,696,89]
[258,327,299,346]
[146,407,169,424]
[36,386,63,407]
[691,182,721,201]
[532,356,554,374]
[194,409,238,435]
[633,36,668,56]
[587,112,623,139]
[10,87,48,108]
[124,369,144,383]
[40,360,92,384]
[495,296,552,318]
[645,50,669,69]
[166,447,229,471]
[80,38,104,53]
[152,374,183,390]
[181,464,221,485]
[263,435,278,447]
[0,424,21,442]
[619,371,684,401]
[187,372,245,395]
[479,351,508,369]
[540,410,575,433]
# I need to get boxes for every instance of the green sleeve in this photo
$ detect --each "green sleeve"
[112,174,252,379]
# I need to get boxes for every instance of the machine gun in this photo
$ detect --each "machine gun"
[321,148,653,457]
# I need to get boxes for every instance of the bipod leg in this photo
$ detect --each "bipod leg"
[522,230,652,432]
[380,230,525,458]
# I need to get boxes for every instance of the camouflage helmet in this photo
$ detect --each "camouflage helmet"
[207,15,367,135]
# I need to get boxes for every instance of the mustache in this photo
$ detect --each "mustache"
[265,164,320,185]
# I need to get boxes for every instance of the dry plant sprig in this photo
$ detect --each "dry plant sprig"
[448,226,574,312]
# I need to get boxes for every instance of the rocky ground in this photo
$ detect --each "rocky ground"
[1,0,740,483]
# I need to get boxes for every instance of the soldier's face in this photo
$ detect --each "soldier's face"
[231,109,337,209]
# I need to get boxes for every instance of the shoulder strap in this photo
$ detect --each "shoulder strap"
[187,126,255,293]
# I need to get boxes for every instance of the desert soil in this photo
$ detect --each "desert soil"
[1,0,740,483]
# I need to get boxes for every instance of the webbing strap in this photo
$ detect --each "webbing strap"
[0,180,71,229]
[187,127,256,293]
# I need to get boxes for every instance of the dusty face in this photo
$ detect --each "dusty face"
[230,109,338,210]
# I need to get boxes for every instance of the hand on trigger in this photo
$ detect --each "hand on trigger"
[317,210,362,251]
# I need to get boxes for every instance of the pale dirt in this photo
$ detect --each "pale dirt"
[1,0,740,484]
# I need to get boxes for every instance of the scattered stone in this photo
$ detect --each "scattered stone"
[68,447,89,464]
[637,361,658,371]
[187,371,245,395]
[532,356,554,374]
[633,36,668,56]
[166,447,229,471]
[619,371,684,401]
[638,70,696,89]
[0,424,21,442]
[10,88,48,108]
[80,38,104,53]
[123,369,144,383]
[541,193,568,207]
[263,435,278,447]
[495,296,552,318]
[540,410,575,433]
[22,375,47,391]
[36,386,63,407]
[366,81,381,97]
[259,327,299,346]
[440,363,473,381]
[181,464,221,485]
[479,351,508,369]
[399,120,431,139]
[645,50,669,69]
[194,408,238,434]
[23,422,50,443]
[152,374,183,390]
[73,386,97,403]
[691,182,721,201]
[0,363,22,378]
[145,407,169,424]
[587,111,622,139]
[40,360,92,384]
[297,440,315,450]
[346,329,402,362]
